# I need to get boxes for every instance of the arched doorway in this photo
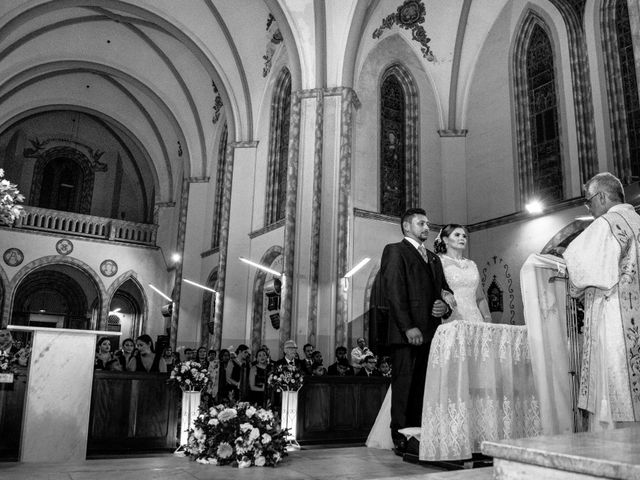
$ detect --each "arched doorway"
[10,265,99,332]
[106,277,146,349]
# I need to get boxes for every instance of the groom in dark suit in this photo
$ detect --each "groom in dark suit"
[379,208,452,455]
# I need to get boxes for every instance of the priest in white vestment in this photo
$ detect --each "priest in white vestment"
[564,172,640,431]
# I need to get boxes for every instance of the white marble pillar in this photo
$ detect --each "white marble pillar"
[9,326,119,463]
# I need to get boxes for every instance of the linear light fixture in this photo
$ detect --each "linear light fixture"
[184,278,218,294]
[344,257,371,278]
[149,284,172,302]
[239,257,282,277]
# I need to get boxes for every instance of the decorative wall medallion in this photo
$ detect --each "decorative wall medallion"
[56,239,73,255]
[3,248,24,267]
[373,0,434,60]
[100,259,118,277]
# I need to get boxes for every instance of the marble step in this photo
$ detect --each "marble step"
[483,424,640,479]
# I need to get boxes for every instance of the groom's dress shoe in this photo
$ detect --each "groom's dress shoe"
[393,437,407,457]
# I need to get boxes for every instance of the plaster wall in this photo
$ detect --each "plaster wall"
[465,3,517,223]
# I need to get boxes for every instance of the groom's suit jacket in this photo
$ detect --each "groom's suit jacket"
[379,239,451,346]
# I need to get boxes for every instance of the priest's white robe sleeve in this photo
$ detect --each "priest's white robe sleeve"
[563,218,620,294]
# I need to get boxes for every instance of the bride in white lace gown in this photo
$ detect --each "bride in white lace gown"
[419,225,540,461]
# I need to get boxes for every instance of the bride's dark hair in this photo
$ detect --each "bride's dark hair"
[434,224,466,254]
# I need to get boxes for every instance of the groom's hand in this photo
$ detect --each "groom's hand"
[405,327,423,345]
[431,299,448,318]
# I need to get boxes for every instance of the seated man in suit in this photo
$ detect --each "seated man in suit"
[357,355,381,377]
[327,346,355,375]
[274,339,303,370]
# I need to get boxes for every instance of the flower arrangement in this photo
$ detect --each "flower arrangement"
[267,363,304,391]
[170,360,210,391]
[0,169,24,226]
[0,352,17,374]
[184,401,288,467]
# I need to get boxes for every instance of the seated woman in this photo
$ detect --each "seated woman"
[114,337,137,371]
[131,334,167,373]
[95,337,120,371]
[161,345,177,370]
[418,224,539,461]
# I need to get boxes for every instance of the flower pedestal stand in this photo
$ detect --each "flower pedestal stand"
[179,389,202,449]
[281,389,300,450]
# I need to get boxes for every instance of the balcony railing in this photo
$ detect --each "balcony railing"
[10,206,157,246]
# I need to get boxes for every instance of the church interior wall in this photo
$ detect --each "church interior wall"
[464,2,518,223]
[468,203,584,325]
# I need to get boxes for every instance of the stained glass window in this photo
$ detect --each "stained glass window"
[266,69,291,224]
[526,25,563,201]
[380,74,406,216]
[615,0,640,180]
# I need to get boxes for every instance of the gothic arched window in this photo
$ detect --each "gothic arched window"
[265,68,291,225]
[380,65,419,217]
[614,0,640,179]
[513,16,564,205]
[212,123,228,248]
[602,0,640,182]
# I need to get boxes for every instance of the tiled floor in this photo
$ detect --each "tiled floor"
[0,447,493,480]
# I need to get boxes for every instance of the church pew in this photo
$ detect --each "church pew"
[296,375,390,445]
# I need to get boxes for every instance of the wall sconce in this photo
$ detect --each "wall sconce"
[239,256,282,277]
[342,257,371,291]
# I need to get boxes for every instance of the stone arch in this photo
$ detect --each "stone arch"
[105,270,148,335]
[540,218,593,255]
[250,246,283,355]
[3,255,106,328]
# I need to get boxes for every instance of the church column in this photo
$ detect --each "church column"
[438,129,468,225]
[169,176,190,351]
[213,142,258,350]
[175,176,210,348]
[280,93,302,349]
[278,87,358,355]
